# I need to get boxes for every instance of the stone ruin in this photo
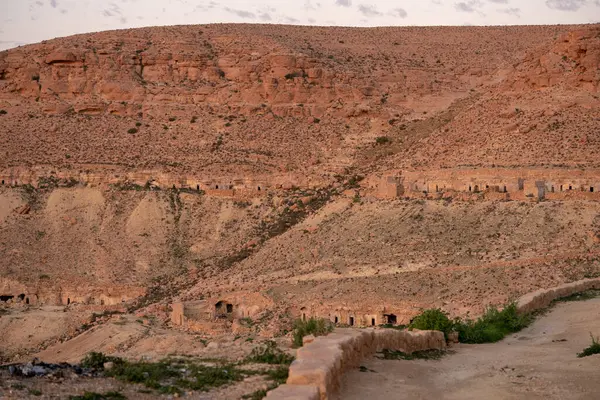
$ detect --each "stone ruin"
[375,167,600,201]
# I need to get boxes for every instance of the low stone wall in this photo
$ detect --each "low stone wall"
[267,328,445,400]
[516,277,600,315]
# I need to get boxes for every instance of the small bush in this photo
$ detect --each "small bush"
[455,302,532,344]
[169,117,176,121]
[81,352,123,370]
[69,392,126,400]
[378,349,447,360]
[191,116,198,123]
[292,318,334,348]
[246,341,294,365]
[135,122,142,127]
[375,136,391,145]
[409,309,453,339]
[578,334,600,358]
[127,128,138,134]
[0,109,7,115]
[284,71,302,80]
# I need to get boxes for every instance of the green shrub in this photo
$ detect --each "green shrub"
[409,302,532,344]
[292,318,334,348]
[127,128,138,134]
[409,309,453,339]
[69,392,126,400]
[378,349,447,360]
[454,302,532,344]
[0,110,7,115]
[375,136,391,145]
[578,334,600,358]
[80,352,123,370]
[284,71,302,80]
[246,340,294,365]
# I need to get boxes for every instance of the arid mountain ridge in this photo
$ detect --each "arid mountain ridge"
[1,24,600,362]
[0,24,598,182]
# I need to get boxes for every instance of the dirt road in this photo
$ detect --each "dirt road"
[340,298,600,400]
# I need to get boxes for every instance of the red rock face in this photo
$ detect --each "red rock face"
[504,28,600,92]
[2,24,596,181]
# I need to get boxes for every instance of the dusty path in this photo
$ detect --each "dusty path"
[339,298,600,400]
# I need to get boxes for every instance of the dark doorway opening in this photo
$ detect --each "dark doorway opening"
[503,186,507,193]
[0,295,14,302]
[371,318,376,326]
[551,186,555,193]
[435,185,439,192]
[384,314,397,325]
[569,185,572,190]
[334,316,339,324]
[469,186,472,192]
[1,180,3,185]
[18,294,25,301]
[302,313,306,321]
[258,186,261,191]
[26,297,29,304]
[560,185,563,192]
[67,298,71,305]
[349,316,354,326]
[591,187,595,193]
[226,304,233,313]
[215,185,219,189]
[197,185,200,191]
[474,185,479,193]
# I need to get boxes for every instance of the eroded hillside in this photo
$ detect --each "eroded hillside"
[1,23,600,367]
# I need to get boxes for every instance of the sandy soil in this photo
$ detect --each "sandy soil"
[340,298,600,400]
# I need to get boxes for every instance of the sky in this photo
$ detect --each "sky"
[1,0,599,51]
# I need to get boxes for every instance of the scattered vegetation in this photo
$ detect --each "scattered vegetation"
[0,109,7,115]
[292,317,334,348]
[211,135,224,151]
[410,302,532,344]
[81,352,121,369]
[409,309,454,339]
[284,71,305,80]
[377,349,448,361]
[245,340,295,365]
[28,389,43,396]
[577,333,600,358]
[80,353,244,394]
[191,116,198,123]
[80,351,291,398]
[455,302,533,344]
[127,128,138,134]
[553,290,600,304]
[375,136,391,145]
[69,392,126,400]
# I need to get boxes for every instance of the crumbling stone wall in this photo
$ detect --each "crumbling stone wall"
[267,328,446,400]
[516,277,600,315]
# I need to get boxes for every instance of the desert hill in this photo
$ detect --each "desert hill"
[1,23,600,364]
